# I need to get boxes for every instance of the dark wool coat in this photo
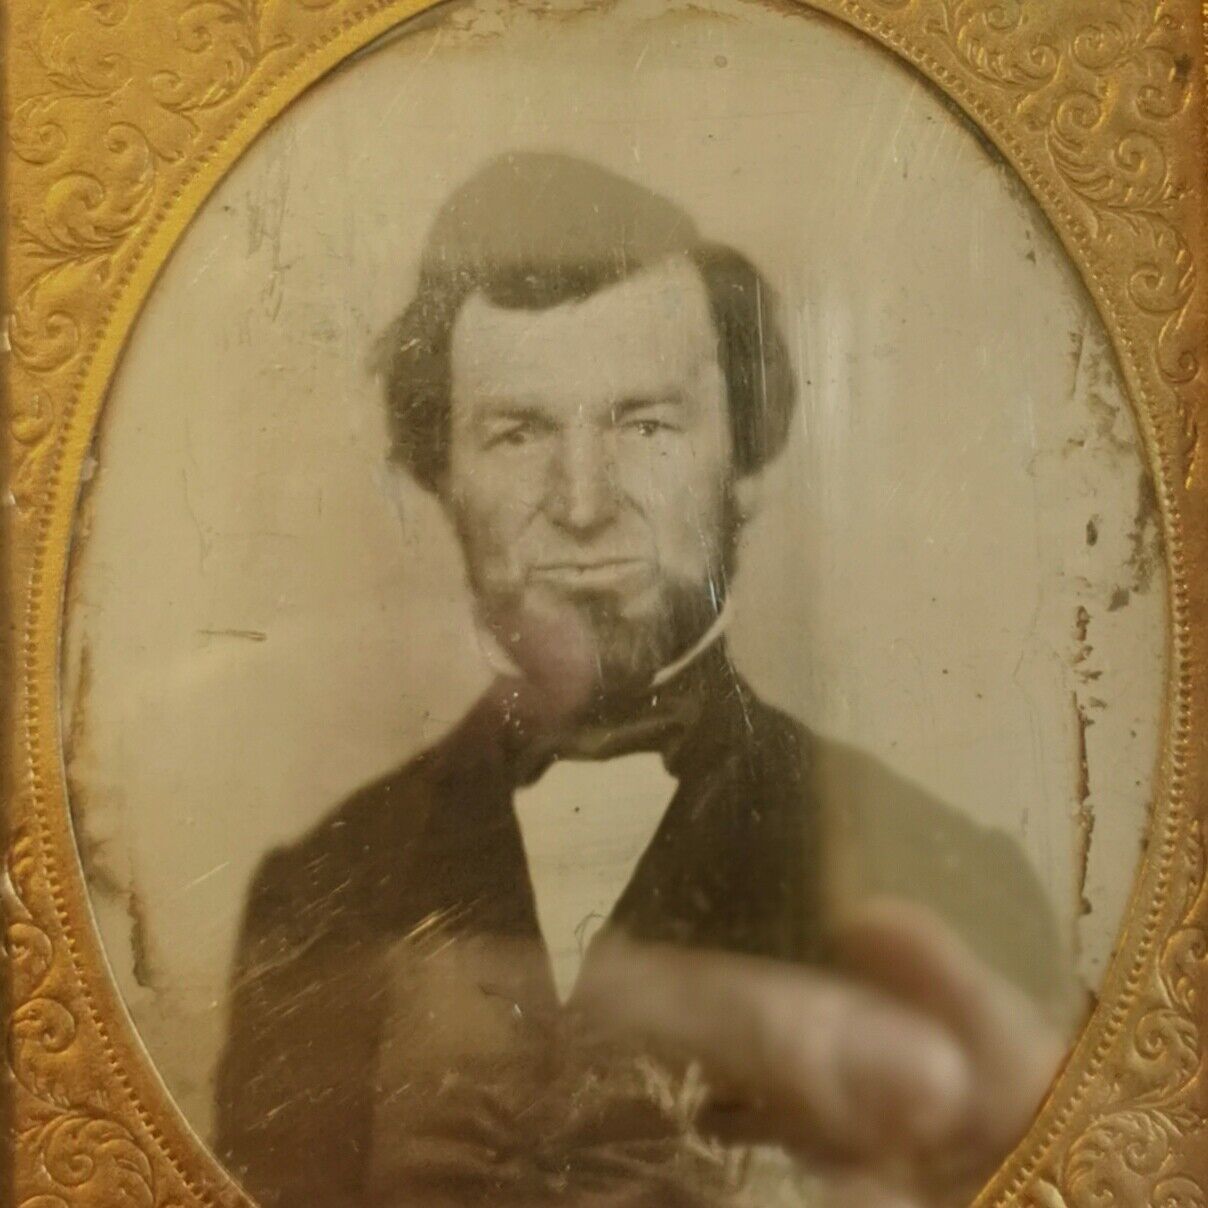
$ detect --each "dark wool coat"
[213,643,1063,1208]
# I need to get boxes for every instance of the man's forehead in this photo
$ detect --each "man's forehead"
[449,256,718,404]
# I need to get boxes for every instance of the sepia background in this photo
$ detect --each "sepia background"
[62,0,1165,1145]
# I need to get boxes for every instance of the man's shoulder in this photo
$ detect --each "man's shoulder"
[814,736,1077,1017]
[746,688,812,751]
[245,693,503,916]
[710,672,814,777]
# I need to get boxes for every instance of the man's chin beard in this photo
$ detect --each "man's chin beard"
[577,598,677,699]
[488,582,723,703]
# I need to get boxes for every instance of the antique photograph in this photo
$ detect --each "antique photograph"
[51,1,1170,1206]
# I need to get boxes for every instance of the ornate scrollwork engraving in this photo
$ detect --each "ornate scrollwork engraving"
[1012,819,1207,1208]
[5,0,316,505]
[5,1,1205,1206]
[916,0,1202,475]
[151,0,283,120]
[929,1,1062,92]
[1054,821,1207,1207]
[4,831,163,1208]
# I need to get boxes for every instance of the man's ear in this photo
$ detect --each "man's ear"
[733,472,764,523]
[382,462,451,524]
[431,470,456,520]
[380,461,409,523]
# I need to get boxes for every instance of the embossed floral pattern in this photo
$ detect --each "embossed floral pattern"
[4,1,1205,1206]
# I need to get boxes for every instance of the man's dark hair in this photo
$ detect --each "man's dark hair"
[377,151,797,493]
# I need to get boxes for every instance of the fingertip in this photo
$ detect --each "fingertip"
[833,993,974,1155]
[904,1026,973,1149]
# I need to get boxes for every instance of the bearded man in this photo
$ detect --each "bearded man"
[214,152,1069,1208]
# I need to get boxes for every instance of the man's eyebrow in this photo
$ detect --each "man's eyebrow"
[612,394,685,418]
[475,401,553,424]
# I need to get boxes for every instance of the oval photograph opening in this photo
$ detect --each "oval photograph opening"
[61,1,1166,1204]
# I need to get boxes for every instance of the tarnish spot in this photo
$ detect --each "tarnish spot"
[63,639,161,992]
[1070,604,1098,925]
[1084,389,1133,457]
[438,0,621,45]
[1073,605,1090,648]
[73,829,159,991]
[67,638,94,764]
[126,886,155,989]
[1125,470,1162,595]
[1071,692,1094,921]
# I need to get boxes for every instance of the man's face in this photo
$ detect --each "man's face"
[443,255,750,696]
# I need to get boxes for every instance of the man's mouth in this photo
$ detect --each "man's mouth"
[529,558,648,590]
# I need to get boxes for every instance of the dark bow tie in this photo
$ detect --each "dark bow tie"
[511,694,697,787]
[499,640,736,788]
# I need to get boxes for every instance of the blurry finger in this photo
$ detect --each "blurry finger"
[573,938,972,1161]
[836,898,1064,1154]
[836,898,1015,1043]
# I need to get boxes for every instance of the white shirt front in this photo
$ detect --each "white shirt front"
[513,753,678,1002]
[483,607,731,1002]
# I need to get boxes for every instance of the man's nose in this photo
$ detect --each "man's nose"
[546,427,619,536]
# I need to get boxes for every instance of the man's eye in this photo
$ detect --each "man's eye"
[487,424,533,448]
[624,419,670,437]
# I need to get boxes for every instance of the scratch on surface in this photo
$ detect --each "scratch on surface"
[198,628,269,642]
[722,650,755,737]
[477,981,524,1020]
[180,465,211,571]
[405,903,476,962]
[178,861,232,895]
